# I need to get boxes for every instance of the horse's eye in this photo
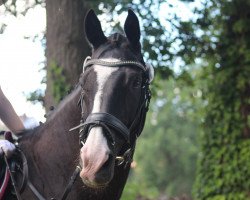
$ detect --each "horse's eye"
[132,77,142,88]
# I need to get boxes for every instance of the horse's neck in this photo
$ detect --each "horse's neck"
[19,86,131,199]
[20,86,82,198]
[37,86,82,152]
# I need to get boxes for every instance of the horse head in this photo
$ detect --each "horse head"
[77,9,154,188]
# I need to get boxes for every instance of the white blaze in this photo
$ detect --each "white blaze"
[92,62,119,113]
[80,59,120,181]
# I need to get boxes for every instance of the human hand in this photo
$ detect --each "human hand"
[0,140,16,158]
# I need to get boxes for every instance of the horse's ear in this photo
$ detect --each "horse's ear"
[84,9,107,49]
[124,9,140,47]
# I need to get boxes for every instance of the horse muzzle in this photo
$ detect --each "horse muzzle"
[79,126,115,188]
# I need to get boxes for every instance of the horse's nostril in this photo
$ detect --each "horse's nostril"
[93,153,114,186]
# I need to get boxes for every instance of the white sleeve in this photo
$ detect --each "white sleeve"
[0,139,16,158]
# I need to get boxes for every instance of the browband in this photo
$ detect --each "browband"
[83,56,147,72]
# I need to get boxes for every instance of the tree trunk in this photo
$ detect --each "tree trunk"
[45,0,91,111]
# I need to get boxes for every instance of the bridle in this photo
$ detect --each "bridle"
[70,56,151,167]
[5,57,151,200]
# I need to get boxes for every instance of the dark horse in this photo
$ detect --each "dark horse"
[7,9,153,200]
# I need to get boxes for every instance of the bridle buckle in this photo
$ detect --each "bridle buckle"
[116,148,133,168]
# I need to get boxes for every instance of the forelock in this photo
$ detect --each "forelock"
[91,33,144,64]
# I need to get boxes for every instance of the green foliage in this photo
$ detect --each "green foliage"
[121,181,159,200]
[48,61,70,103]
[190,0,250,199]
[0,0,45,32]
[26,89,45,105]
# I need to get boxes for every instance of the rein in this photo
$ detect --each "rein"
[2,133,81,200]
[2,149,81,200]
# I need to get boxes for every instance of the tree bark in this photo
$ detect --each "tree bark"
[45,0,90,111]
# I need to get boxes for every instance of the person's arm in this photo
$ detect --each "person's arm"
[0,87,25,133]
